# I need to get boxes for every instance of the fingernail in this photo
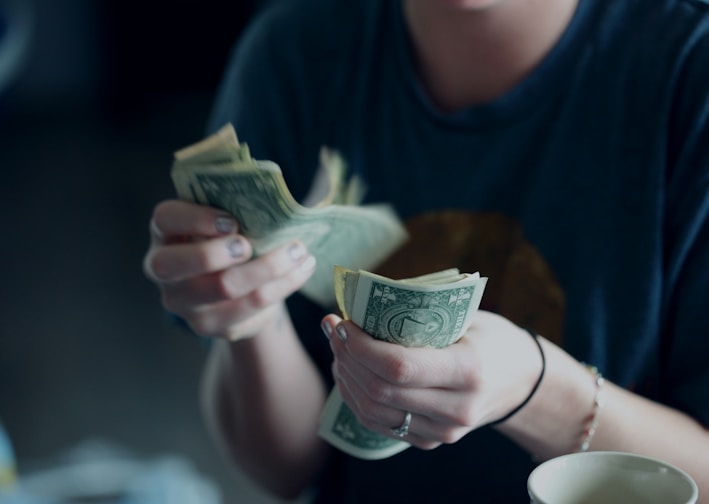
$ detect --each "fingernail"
[288,242,306,262]
[336,324,348,342]
[227,238,245,258]
[216,216,235,234]
[321,320,332,339]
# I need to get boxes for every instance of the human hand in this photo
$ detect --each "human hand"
[322,310,543,449]
[143,200,316,341]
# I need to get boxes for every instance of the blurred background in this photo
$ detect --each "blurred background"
[0,0,282,501]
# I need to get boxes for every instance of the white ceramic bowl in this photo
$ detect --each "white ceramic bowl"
[528,451,699,504]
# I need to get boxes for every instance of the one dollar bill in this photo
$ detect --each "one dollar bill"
[318,266,488,459]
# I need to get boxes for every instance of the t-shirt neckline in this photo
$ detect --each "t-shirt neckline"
[393,0,603,128]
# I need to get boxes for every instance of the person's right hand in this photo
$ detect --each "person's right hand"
[143,200,317,341]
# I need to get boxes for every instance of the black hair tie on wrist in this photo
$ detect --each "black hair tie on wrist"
[488,328,546,426]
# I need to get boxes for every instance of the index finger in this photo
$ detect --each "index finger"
[151,200,238,243]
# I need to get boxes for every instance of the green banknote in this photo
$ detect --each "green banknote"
[170,124,408,307]
[319,267,488,459]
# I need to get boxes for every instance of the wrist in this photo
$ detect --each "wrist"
[494,339,601,460]
[576,364,605,452]
[487,328,545,426]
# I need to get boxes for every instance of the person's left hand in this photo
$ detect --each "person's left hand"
[322,310,543,450]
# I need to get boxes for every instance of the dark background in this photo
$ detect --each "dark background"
[0,0,284,502]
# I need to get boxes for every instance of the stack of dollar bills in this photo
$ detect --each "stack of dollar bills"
[171,124,408,307]
[319,266,487,459]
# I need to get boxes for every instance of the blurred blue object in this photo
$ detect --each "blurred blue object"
[0,0,34,114]
[0,420,18,493]
[2,438,222,504]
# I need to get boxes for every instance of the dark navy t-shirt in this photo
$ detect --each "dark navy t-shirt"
[207,0,709,501]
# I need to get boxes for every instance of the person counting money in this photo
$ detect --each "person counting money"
[143,0,709,501]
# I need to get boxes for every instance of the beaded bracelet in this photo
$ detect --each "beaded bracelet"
[488,329,546,426]
[577,364,605,452]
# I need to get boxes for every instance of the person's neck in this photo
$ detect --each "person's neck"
[403,0,579,111]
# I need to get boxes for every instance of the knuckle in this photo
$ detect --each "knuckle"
[449,404,476,427]
[364,378,392,404]
[458,366,479,390]
[260,255,284,279]
[214,259,290,308]
[439,429,463,445]
[383,355,416,385]
[215,270,240,299]
[225,258,276,297]
[246,287,274,310]
[262,246,303,280]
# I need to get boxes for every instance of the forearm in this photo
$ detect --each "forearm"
[497,337,709,499]
[201,302,329,500]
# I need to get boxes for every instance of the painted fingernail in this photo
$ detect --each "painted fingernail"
[216,216,235,234]
[288,242,306,262]
[336,324,348,342]
[227,238,245,258]
[321,320,332,339]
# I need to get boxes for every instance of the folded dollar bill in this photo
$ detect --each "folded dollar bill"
[319,266,488,459]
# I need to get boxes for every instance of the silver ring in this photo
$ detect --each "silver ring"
[391,411,412,438]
